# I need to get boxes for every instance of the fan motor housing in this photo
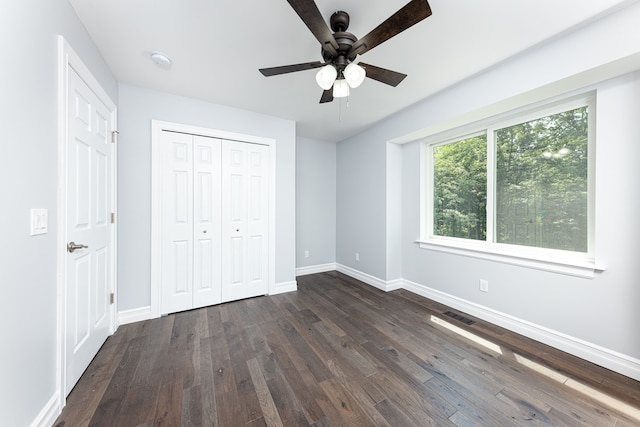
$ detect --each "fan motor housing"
[330,11,350,32]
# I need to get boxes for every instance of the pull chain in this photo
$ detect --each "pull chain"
[338,96,350,123]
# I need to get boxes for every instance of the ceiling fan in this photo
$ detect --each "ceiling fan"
[259,0,433,103]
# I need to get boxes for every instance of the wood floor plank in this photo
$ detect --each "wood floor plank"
[55,272,640,426]
[321,358,391,427]
[319,377,381,426]
[313,322,378,377]
[275,315,333,383]
[264,328,328,424]
[181,385,204,426]
[208,310,243,427]
[222,317,263,423]
[266,374,310,427]
[198,336,219,426]
[153,367,183,426]
[247,358,285,427]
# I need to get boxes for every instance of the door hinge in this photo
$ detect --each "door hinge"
[110,212,115,224]
[111,130,119,143]
[110,292,115,304]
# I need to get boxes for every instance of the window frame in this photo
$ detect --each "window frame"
[419,94,600,278]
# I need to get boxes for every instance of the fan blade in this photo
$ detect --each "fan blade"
[320,88,334,103]
[259,61,323,76]
[348,0,432,58]
[287,0,339,55]
[359,62,407,87]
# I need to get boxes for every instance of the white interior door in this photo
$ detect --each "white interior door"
[192,136,222,308]
[221,140,270,302]
[65,67,114,395]
[161,131,195,314]
[160,132,222,314]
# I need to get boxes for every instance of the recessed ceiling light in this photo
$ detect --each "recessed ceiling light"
[150,51,172,69]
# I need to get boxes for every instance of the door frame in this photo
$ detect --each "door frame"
[56,36,118,407]
[150,120,276,317]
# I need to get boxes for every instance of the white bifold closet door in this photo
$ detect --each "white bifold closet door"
[160,131,269,315]
[221,139,270,303]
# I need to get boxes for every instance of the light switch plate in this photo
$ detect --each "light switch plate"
[30,208,48,236]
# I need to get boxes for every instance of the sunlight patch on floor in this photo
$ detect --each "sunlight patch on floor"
[430,315,503,354]
[514,353,640,422]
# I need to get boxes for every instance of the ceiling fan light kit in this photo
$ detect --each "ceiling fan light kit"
[316,64,338,90]
[259,0,432,104]
[343,63,366,88]
[333,79,350,98]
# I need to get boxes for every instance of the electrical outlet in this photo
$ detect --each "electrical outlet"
[479,279,489,293]
[304,250,309,258]
[355,252,360,261]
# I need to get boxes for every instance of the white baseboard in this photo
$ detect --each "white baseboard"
[336,264,403,292]
[271,280,297,295]
[31,392,59,427]
[118,305,152,325]
[296,262,337,276]
[402,278,640,382]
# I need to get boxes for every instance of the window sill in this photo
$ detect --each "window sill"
[415,238,604,279]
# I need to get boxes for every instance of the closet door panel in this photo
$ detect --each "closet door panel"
[222,141,269,302]
[161,131,194,314]
[192,136,222,308]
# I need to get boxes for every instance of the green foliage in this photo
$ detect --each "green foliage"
[495,106,588,252]
[432,106,589,253]
[433,135,487,240]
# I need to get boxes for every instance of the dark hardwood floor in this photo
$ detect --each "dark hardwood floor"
[55,271,640,426]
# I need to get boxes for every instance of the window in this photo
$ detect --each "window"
[422,96,596,276]
[495,106,589,252]
[433,134,487,241]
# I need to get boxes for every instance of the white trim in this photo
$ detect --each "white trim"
[29,393,59,427]
[151,120,277,317]
[56,35,118,413]
[118,306,153,325]
[416,239,603,279]
[336,264,402,292]
[418,92,600,278]
[402,278,640,381]
[296,263,337,276]
[272,280,298,295]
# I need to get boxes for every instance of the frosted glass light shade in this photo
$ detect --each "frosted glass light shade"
[333,79,350,98]
[344,63,366,88]
[316,65,338,90]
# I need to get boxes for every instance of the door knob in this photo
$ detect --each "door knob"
[67,241,88,253]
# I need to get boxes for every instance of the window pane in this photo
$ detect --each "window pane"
[433,135,487,240]
[495,106,588,252]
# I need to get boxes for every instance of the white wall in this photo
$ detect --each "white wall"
[296,137,336,270]
[117,84,297,312]
[0,1,118,425]
[336,2,640,378]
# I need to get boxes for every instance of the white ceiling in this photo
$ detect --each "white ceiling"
[69,0,631,142]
